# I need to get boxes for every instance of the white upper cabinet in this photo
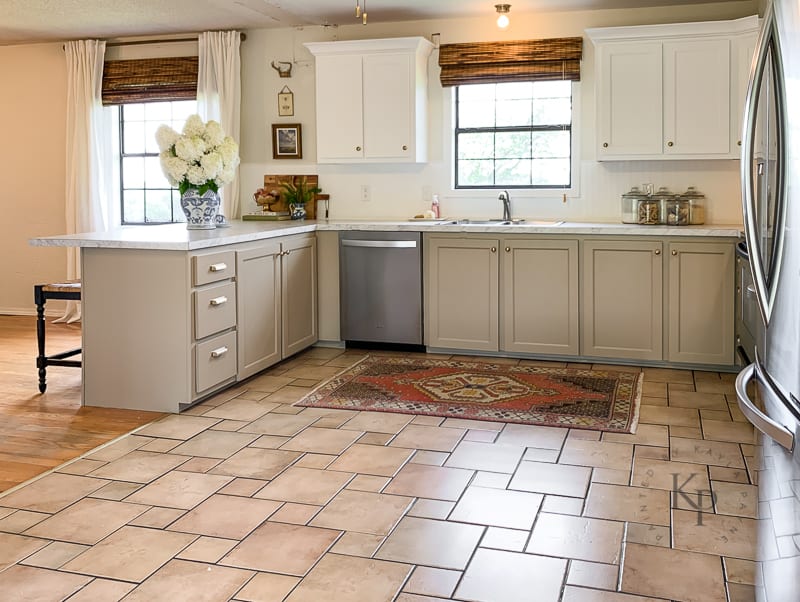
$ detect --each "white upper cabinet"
[305,37,434,164]
[588,16,759,161]
[596,41,663,157]
[663,39,730,156]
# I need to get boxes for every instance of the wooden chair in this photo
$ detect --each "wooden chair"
[34,280,82,393]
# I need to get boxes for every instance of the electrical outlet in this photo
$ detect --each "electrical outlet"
[361,185,371,202]
[422,185,432,203]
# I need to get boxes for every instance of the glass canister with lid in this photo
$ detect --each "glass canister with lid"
[679,186,706,225]
[649,186,673,225]
[621,187,646,223]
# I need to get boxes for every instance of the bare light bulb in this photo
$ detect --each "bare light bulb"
[495,4,511,29]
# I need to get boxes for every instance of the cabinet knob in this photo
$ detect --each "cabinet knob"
[209,296,228,306]
[738,140,742,146]
[667,141,674,147]
[505,247,511,253]
[654,249,661,255]
[356,146,362,151]
[209,263,227,272]
[602,142,609,148]
[671,250,678,256]
[402,145,408,151]
[491,247,497,253]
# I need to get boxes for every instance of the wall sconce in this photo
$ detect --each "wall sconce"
[495,4,511,29]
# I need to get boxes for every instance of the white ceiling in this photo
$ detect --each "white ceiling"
[1,0,739,45]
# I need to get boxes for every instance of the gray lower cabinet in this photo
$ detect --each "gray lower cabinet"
[427,234,734,366]
[236,233,318,381]
[582,238,735,365]
[581,239,664,361]
[667,241,734,364]
[426,236,499,351]
[80,233,317,413]
[425,235,579,356]
[236,240,282,380]
[501,238,579,355]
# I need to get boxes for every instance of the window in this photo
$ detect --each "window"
[454,80,573,189]
[119,100,196,224]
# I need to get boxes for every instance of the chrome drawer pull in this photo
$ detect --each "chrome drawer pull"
[209,296,227,306]
[209,263,227,272]
[210,346,228,359]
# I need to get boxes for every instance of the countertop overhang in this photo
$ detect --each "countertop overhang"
[29,219,744,251]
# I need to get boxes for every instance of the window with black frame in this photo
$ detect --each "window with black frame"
[118,101,196,224]
[439,37,582,191]
[102,56,198,225]
[454,80,572,189]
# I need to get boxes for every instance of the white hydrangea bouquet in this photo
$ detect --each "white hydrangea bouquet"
[155,114,240,196]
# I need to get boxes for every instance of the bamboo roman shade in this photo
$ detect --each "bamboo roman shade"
[438,37,583,87]
[101,57,199,105]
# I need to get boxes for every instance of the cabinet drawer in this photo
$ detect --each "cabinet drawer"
[194,282,237,340]
[195,331,237,393]
[194,251,236,286]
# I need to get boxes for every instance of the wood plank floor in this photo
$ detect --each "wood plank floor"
[0,315,163,493]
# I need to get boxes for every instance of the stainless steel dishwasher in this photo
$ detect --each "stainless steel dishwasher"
[339,231,423,346]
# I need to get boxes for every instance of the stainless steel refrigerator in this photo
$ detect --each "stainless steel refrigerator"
[736,0,800,599]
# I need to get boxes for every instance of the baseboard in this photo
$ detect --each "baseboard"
[314,340,345,349]
[0,307,68,318]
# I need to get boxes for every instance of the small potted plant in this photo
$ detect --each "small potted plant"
[281,177,322,220]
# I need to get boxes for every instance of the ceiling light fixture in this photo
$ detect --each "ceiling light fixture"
[495,4,511,29]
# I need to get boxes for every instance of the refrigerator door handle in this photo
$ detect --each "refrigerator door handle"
[735,362,794,451]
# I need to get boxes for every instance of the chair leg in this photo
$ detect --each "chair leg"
[34,286,47,393]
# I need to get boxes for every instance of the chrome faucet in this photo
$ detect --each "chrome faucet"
[499,190,511,221]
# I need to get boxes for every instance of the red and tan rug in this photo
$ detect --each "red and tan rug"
[297,356,642,433]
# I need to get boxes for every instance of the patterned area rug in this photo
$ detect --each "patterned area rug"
[297,356,642,433]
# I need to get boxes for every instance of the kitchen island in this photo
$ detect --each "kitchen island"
[31,219,742,412]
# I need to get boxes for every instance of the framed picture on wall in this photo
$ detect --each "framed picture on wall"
[272,123,302,160]
[278,86,294,116]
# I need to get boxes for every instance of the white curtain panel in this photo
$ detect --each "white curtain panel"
[198,31,242,219]
[59,40,109,323]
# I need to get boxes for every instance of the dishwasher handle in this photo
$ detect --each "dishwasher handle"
[341,239,418,248]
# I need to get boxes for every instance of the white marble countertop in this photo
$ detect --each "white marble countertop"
[29,219,743,251]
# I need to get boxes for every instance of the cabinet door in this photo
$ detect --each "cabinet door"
[426,237,499,351]
[236,242,281,380]
[596,42,663,158]
[582,240,663,361]
[667,242,734,364]
[315,54,364,161]
[363,53,413,160]
[663,39,731,155]
[281,235,318,357]
[732,33,758,154]
[501,239,579,355]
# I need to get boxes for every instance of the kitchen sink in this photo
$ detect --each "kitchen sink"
[452,219,564,226]
[455,218,527,225]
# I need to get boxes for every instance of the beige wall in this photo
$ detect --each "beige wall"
[0,43,67,314]
[239,0,758,224]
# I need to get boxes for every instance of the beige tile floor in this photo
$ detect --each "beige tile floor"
[0,348,758,601]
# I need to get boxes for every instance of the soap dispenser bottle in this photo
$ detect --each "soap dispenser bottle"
[431,194,440,219]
